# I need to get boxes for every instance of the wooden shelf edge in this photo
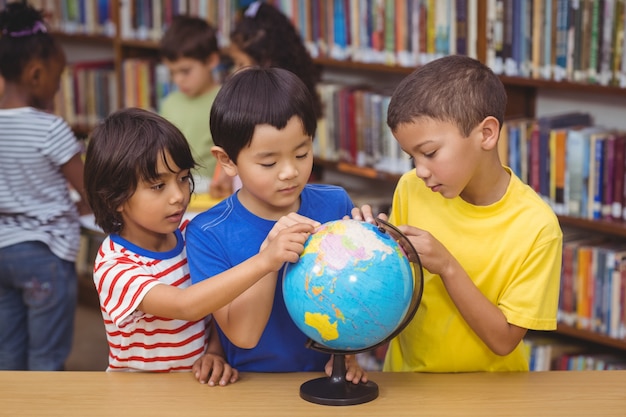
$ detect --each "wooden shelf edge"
[557,215,626,238]
[556,323,626,351]
[314,57,626,96]
[314,158,402,183]
[119,38,160,50]
[52,31,114,44]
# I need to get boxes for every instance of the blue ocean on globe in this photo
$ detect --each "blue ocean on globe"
[283,219,414,351]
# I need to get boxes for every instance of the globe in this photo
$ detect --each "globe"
[282,218,423,406]
[284,219,414,350]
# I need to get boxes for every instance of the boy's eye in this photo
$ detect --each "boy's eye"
[296,151,309,159]
[151,183,165,191]
[260,162,276,167]
[424,150,436,158]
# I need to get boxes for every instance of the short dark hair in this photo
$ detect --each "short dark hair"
[160,15,219,62]
[231,2,322,118]
[84,108,196,234]
[0,2,62,82]
[387,55,507,137]
[210,66,317,162]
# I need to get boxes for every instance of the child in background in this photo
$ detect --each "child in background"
[229,1,322,119]
[186,67,367,384]
[159,15,232,199]
[0,2,87,371]
[354,55,562,372]
[84,108,316,384]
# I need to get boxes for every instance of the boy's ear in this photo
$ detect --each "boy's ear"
[211,146,238,177]
[480,116,500,151]
[205,52,220,70]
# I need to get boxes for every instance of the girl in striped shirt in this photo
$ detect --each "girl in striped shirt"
[0,2,88,371]
[84,108,317,385]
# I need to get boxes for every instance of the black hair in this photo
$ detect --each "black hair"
[231,2,322,118]
[84,108,196,234]
[0,2,61,82]
[387,55,507,137]
[210,66,317,162]
[160,15,219,62]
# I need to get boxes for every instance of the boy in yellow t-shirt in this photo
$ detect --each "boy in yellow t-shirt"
[354,55,562,372]
[159,15,232,198]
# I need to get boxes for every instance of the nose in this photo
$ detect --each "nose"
[278,161,299,181]
[414,163,430,180]
[169,183,185,204]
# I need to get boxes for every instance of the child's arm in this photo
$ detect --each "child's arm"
[211,213,321,348]
[192,320,239,386]
[61,152,91,215]
[398,225,527,355]
[137,221,315,326]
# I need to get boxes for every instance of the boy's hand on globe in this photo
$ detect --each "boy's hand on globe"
[192,352,239,386]
[261,213,321,251]
[324,355,369,384]
[350,205,387,224]
[398,225,454,276]
[261,223,316,269]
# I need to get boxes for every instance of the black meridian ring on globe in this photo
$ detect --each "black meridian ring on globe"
[296,218,424,406]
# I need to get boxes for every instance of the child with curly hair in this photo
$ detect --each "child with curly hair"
[228,1,322,119]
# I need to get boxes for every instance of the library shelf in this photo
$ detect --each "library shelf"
[555,324,626,352]
[558,216,626,239]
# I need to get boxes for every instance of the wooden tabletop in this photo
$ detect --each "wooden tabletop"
[2,370,625,416]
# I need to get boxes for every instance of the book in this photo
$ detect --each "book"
[549,128,567,214]
[531,0,544,79]
[599,0,616,85]
[566,125,602,217]
[601,133,617,219]
[612,134,626,219]
[587,130,610,220]
[537,112,592,200]
[554,0,569,80]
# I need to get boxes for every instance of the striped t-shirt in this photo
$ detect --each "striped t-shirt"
[0,107,83,261]
[94,225,208,372]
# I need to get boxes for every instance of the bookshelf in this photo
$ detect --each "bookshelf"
[39,0,626,368]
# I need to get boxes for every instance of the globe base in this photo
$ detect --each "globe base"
[299,354,379,406]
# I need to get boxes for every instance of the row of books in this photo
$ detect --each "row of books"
[54,60,117,130]
[499,112,626,221]
[559,230,626,339]
[20,0,240,43]
[117,0,239,44]
[272,0,480,67]
[37,0,626,88]
[316,83,413,176]
[26,0,116,36]
[488,0,626,86]
[526,337,626,370]
[52,58,174,129]
[271,0,626,87]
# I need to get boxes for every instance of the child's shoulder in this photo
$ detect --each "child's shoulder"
[187,194,239,232]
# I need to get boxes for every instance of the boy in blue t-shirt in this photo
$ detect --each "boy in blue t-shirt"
[186,67,367,383]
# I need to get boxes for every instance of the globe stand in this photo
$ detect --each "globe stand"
[299,354,379,406]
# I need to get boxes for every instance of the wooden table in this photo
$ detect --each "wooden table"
[1,371,625,416]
